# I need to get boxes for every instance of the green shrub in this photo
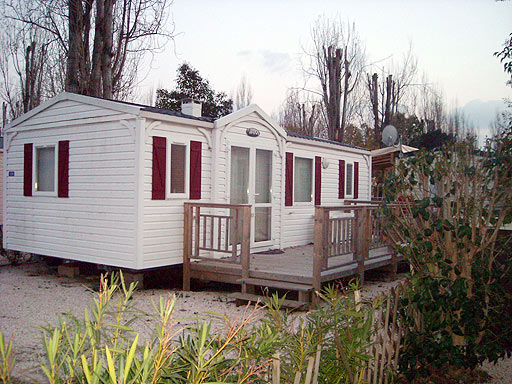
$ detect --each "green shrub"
[4,271,388,384]
[383,134,512,378]
[0,332,15,384]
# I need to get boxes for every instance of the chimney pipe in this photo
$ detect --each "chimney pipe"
[181,98,202,117]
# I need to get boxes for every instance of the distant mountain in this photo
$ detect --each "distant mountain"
[461,99,507,138]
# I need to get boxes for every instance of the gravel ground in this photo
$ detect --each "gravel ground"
[0,259,509,383]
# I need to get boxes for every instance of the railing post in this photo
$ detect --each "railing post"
[194,206,200,258]
[313,207,325,307]
[232,208,239,260]
[323,209,330,269]
[240,205,252,294]
[183,203,192,291]
[354,207,370,285]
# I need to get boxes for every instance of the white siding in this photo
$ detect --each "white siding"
[0,152,3,225]
[4,100,138,268]
[142,120,212,268]
[215,112,283,251]
[281,141,371,248]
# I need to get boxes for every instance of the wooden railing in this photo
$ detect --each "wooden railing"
[183,202,251,290]
[313,204,395,300]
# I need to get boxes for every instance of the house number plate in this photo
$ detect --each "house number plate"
[246,128,260,137]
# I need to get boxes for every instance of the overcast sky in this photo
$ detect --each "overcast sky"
[138,0,512,128]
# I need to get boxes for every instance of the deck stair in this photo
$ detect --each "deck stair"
[230,292,310,310]
[235,277,313,310]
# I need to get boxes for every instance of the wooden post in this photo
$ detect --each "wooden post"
[272,353,280,384]
[313,207,325,307]
[322,209,330,269]
[355,208,368,285]
[240,205,252,294]
[194,206,200,257]
[232,208,239,260]
[364,207,371,260]
[183,204,192,291]
[390,249,398,280]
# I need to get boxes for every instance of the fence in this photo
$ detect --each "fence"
[182,202,251,291]
[270,280,413,384]
[313,204,396,303]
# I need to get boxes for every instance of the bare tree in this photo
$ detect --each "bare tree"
[233,75,253,110]
[2,0,174,102]
[417,75,447,133]
[0,14,62,120]
[366,47,417,144]
[302,16,365,143]
[279,88,323,137]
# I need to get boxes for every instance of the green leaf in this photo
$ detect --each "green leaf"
[105,345,117,384]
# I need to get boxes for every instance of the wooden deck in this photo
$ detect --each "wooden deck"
[190,244,396,286]
[183,202,402,307]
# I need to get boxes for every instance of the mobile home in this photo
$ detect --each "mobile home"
[3,93,372,270]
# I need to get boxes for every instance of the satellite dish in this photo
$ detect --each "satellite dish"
[382,125,398,146]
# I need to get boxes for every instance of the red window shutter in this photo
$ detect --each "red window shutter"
[189,140,202,200]
[152,136,166,200]
[285,152,293,206]
[339,159,345,199]
[315,156,321,205]
[24,143,33,197]
[354,161,359,199]
[58,141,69,198]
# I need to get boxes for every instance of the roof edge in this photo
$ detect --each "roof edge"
[214,104,287,138]
[286,132,371,154]
[5,92,142,130]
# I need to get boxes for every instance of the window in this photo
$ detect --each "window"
[35,146,56,192]
[346,163,354,196]
[294,157,313,202]
[170,143,187,194]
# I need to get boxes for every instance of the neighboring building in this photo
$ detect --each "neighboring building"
[3,93,372,269]
[371,144,418,199]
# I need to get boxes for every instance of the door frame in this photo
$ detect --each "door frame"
[227,140,276,248]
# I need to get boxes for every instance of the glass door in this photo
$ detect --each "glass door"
[230,146,273,245]
[230,146,250,204]
[229,146,250,246]
[254,149,272,243]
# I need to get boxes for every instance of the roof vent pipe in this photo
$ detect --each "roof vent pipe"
[181,98,202,117]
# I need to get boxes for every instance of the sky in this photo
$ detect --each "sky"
[137,0,512,134]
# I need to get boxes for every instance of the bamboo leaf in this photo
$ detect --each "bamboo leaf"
[105,345,117,384]
[123,334,139,384]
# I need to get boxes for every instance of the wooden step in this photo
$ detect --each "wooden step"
[229,292,309,310]
[236,277,313,292]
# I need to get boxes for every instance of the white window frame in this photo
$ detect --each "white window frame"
[345,161,355,199]
[166,140,189,199]
[33,143,58,197]
[293,155,314,205]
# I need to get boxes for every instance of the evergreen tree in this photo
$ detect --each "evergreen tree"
[156,63,233,118]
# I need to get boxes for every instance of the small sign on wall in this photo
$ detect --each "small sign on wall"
[246,128,260,137]
[8,171,14,177]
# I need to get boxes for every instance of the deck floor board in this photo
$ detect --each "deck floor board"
[190,244,397,286]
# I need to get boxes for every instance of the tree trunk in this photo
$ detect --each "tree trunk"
[101,0,115,99]
[340,47,350,143]
[79,0,93,94]
[66,0,82,94]
[325,46,342,142]
[368,73,379,143]
[89,0,104,96]
[383,75,393,128]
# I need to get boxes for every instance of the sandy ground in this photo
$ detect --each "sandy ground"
[0,259,509,383]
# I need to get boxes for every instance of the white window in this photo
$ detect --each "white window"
[346,162,354,197]
[169,143,187,196]
[294,157,313,203]
[34,145,56,193]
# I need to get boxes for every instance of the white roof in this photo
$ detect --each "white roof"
[371,144,418,156]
